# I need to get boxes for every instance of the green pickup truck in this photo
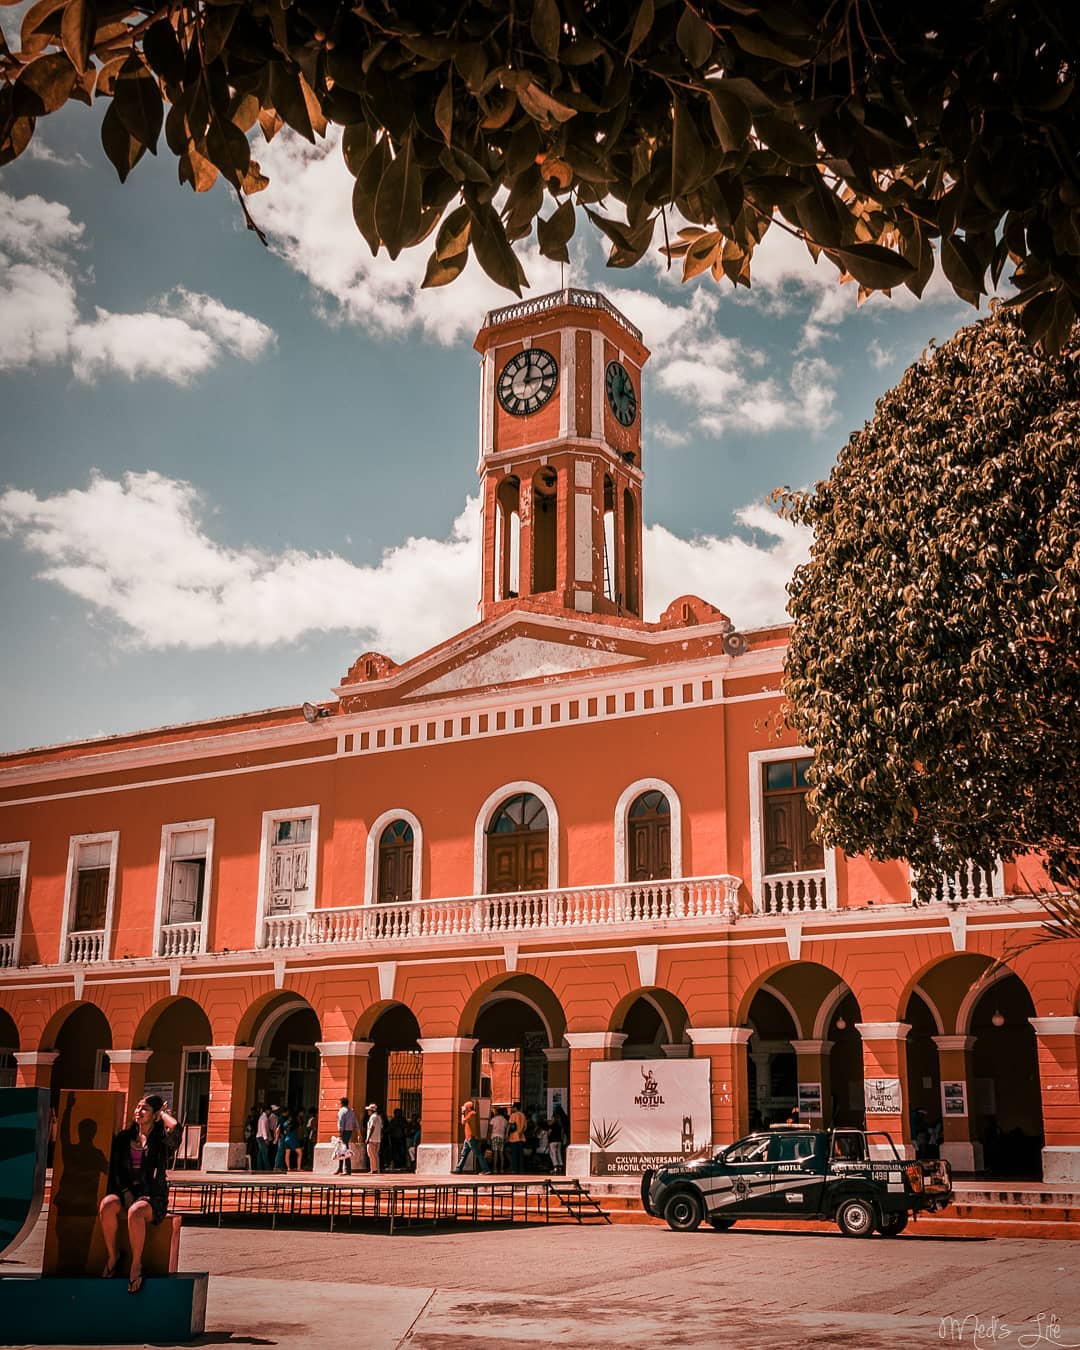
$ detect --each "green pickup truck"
[641,1125,953,1238]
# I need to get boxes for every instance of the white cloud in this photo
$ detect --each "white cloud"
[867,338,893,370]
[255,128,563,345]
[0,191,275,382]
[1,472,805,652]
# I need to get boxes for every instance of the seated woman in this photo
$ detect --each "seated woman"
[98,1095,179,1294]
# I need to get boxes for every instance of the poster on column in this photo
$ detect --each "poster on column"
[588,1059,711,1176]
[864,1078,902,1115]
[797,1082,823,1118]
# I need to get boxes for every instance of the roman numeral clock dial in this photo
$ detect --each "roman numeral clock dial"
[605,360,637,426]
[497,349,558,416]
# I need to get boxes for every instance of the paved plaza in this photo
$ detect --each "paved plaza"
[6,1211,1080,1349]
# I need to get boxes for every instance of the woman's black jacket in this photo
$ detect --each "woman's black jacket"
[107,1120,179,1224]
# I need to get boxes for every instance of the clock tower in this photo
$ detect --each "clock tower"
[474,289,649,623]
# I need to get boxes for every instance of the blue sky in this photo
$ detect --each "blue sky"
[0,50,994,754]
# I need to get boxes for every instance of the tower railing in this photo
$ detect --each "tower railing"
[481,288,642,342]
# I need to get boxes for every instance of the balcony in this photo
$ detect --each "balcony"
[911,860,1005,904]
[262,875,742,950]
[759,870,832,916]
[66,929,106,963]
[158,922,203,958]
[0,937,15,969]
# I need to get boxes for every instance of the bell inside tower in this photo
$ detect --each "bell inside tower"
[531,467,559,594]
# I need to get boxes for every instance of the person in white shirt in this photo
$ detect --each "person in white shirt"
[489,1108,509,1173]
[256,1105,278,1172]
[365,1103,383,1174]
[336,1098,359,1176]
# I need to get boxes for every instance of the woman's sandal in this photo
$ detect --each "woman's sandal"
[127,1269,143,1295]
[102,1261,118,1279]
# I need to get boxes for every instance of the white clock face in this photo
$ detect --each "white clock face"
[497,348,558,416]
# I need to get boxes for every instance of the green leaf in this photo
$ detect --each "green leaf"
[352,137,388,254]
[375,134,422,260]
[468,199,525,295]
[940,234,986,305]
[530,0,561,60]
[517,80,577,126]
[143,19,185,86]
[707,86,750,151]
[15,51,77,116]
[676,6,713,68]
[269,62,314,144]
[831,243,916,289]
[435,204,470,261]
[536,198,575,263]
[341,122,374,177]
[434,76,452,146]
[671,96,706,198]
[60,0,94,76]
[627,0,654,56]
[112,53,162,153]
[206,113,251,187]
[753,112,816,166]
[422,247,468,288]
[682,229,721,280]
[203,4,239,66]
[100,97,145,181]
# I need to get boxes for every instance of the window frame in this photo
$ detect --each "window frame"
[364,808,423,907]
[254,805,320,948]
[153,819,215,957]
[613,779,682,884]
[0,841,30,969]
[59,831,120,963]
[473,781,559,895]
[748,747,836,912]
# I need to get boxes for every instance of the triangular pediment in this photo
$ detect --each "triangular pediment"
[405,635,637,698]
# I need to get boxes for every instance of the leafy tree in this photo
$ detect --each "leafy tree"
[778,307,1080,908]
[2,1,1079,347]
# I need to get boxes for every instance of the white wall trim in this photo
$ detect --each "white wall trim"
[151,818,215,958]
[0,840,30,968]
[254,804,320,950]
[909,982,945,1036]
[612,777,682,884]
[812,982,854,1041]
[363,808,423,907]
[748,745,837,911]
[59,830,120,963]
[473,780,559,894]
[956,964,1013,1036]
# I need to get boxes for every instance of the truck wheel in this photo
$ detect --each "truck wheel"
[878,1212,909,1237]
[837,1197,877,1238]
[664,1191,704,1232]
[708,1217,735,1231]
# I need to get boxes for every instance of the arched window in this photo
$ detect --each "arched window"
[486,793,549,894]
[623,488,639,615]
[628,790,671,881]
[495,476,520,600]
[377,819,414,904]
[603,474,617,603]
[531,467,558,594]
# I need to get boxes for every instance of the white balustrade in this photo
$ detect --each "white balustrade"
[66,929,105,963]
[0,937,15,968]
[262,875,743,950]
[759,871,831,915]
[158,922,203,958]
[913,860,1004,904]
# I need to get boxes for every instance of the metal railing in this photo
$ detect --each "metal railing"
[759,870,832,915]
[66,929,106,963]
[482,288,642,341]
[262,875,741,949]
[159,921,203,958]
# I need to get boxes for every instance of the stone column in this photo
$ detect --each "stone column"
[856,1022,912,1158]
[686,1027,753,1149]
[14,1050,57,1091]
[415,1037,477,1174]
[313,1040,373,1173]
[790,1039,833,1126]
[107,1049,154,1123]
[661,1043,692,1058]
[563,1032,626,1179]
[203,1045,255,1171]
[932,1034,981,1172]
[542,1046,570,1111]
[1029,1016,1080,1183]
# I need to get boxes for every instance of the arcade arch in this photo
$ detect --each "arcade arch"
[49,1003,111,1108]
[249,995,322,1118]
[971,973,1044,1178]
[613,989,688,1058]
[366,1003,423,1129]
[465,975,566,1119]
[0,1007,17,1088]
[140,997,214,1132]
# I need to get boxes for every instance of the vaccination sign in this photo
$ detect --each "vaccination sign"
[588,1059,712,1176]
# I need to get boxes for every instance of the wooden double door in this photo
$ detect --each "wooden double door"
[487,831,548,894]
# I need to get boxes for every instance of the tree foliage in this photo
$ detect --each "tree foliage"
[778,308,1080,903]
[2,0,1080,346]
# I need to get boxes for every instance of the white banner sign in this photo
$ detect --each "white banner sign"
[589,1059,711,1176]
[864,1077,902,1114]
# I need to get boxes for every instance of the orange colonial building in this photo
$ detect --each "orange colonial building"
[1,290,1077,1182]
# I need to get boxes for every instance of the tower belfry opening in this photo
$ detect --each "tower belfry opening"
[474,289,649,623]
